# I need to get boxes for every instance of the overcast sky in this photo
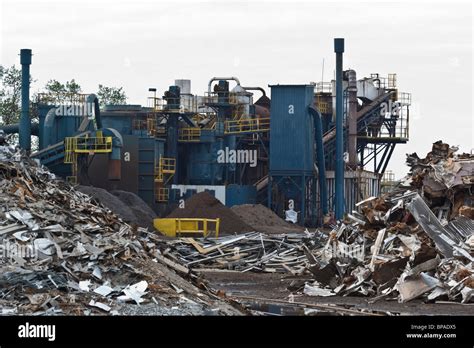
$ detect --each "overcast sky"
[1,0,472,177]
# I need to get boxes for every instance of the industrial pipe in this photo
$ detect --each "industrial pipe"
[334,38,345,220]
[207,77,240,94]
[242,87,266,98]
[0,122,39,136]
[85,94,101,129]
[19,49,32,151]
[346,69,358,168]
[43,107,58,147]
[101,128,123,181]
[309,107,328,215]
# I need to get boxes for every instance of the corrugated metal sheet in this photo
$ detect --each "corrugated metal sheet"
[446,216,474,242]
[269,85,315,173]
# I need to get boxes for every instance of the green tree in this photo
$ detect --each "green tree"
[97,85,127,107]
[0,65,22,125]
[43,79,67,104]
[65,79,82,102]
[0,64,38,148]
[42,79,82,104]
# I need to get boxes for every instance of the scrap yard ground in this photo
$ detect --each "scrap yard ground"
[202,271,474,316]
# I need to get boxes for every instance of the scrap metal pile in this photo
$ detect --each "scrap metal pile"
[0,146,242,315]
[158,231,326,274]
[163,141,474,304]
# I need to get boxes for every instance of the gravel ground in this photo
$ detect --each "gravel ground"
[201,271,474,316]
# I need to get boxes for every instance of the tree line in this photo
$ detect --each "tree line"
[0,64,127,127]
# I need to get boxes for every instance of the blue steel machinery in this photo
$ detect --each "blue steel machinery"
[2,39,410,225]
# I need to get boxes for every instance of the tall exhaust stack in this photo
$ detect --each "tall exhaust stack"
[334,38,345,220]
[20,49,32,151]
[346,69,357,168]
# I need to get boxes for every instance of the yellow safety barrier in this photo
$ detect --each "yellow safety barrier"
[154,218,220,238]
[70,136,113,153]
[178,128,201,142]
[316,101,330,114]
[64,135,113,183]
[156,187,169,202]
[224,117,270,134]
[160,157,175,174]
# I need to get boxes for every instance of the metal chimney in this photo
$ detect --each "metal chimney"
[19,49,32,151]
[346,69,357,167]
[334,38,345,220]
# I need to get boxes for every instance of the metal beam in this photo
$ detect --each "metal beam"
[380,143,396,174]
[309,106,328,215]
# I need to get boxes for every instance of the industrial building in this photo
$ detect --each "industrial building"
[3,38,411,227]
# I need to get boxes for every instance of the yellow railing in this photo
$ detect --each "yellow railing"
[66,136,113,153]
[148,96,199,113]
[146,117,166,137]
[154,157,176,184]
[178,127,201,142]
[204,92,247,105]
[316,100,331,114]
[160,157,175,174]
[154,218,220,238]
[64,135,112,184]
[224,117,270,134]
[64,138,76,163]
[156,187,169,202]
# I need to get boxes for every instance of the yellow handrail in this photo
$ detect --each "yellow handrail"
[224,117,270,134]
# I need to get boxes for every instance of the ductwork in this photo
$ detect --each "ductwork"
[86,94,101,129]
[0,123,39,136]
[242,87,266,98]
[101,128,123,181]
[207,77,240,94]
[309,106,328,215]
[43,107,58,147]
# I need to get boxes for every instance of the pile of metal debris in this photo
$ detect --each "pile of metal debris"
[0,146,243,315]
[157,231,326,273]
[162,141,473,304]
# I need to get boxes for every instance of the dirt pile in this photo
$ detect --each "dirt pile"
[166,192,253,234]
[111,190,156,230]
[231,204,304,234]
[76,186,155,229]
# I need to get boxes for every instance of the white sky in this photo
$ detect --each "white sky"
[0,0,472,177]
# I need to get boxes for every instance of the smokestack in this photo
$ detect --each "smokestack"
[346,69,357,168]
[334,38,345,220]
[19,49,32,151]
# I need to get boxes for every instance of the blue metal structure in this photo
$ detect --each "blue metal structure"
[334,38,345,220]
[225,184,256,207]
[0,40,411,226]
[309,106,328,215]
[268,84,316,225]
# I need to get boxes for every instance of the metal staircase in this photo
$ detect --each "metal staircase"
[322,90,409,173]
